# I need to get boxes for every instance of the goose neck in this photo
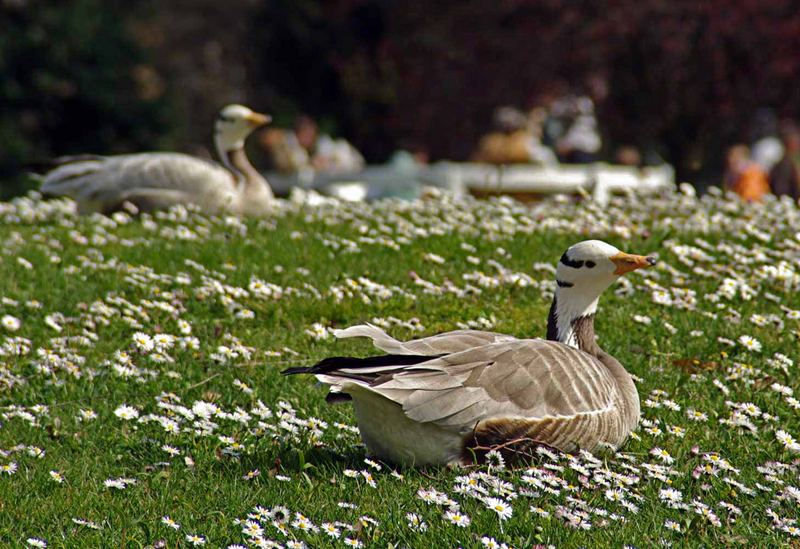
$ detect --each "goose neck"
[546,287,601,354]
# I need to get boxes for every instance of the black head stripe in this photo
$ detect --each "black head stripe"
[556,279,574,288]
[560,252,584,269]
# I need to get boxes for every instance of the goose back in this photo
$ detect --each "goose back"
[41,152,238,214]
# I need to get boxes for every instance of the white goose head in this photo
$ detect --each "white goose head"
[213,104,271,155]
[549,239,656,349]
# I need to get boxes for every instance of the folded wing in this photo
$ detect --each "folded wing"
[333,323,517,356]
[40,153,235,212]
[295,335,617,433]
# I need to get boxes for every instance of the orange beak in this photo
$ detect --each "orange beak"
[610,252,657,275]
[246,112,272,127]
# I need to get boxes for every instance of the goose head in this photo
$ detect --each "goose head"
[549,240,656,347]
[214,104,271,154]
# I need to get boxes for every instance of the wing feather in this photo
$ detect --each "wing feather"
[41,153,236,213]
[311,338,618,434]
[334,323,517,355]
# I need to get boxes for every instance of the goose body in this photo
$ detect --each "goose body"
[39,105,275,216]
[285,240,656,466]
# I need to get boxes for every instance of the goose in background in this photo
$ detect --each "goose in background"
[284,240,656,466]
[38,104,275,216]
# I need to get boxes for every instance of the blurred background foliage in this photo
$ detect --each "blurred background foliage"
[2,0,800,197]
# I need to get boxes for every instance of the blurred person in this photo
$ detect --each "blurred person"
[538,79,571,150]
[525,106,558,165]
[261,114,364,174]
[471,106,534,164]
[315,136,365,174]
[724,144,770,202]
[389,140,430,171]
[769,121,800,201]
[750,108,784,172]
[261,115,314,174]
[615,145,642,167]
[539,77,603,164]
[555,95,601,164]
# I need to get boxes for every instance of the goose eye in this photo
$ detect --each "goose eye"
[585,261,596,268]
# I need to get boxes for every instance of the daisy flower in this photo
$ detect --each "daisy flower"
[775,430,800,452]
[405,513,428,532]
[242,469,260,480]
[659,488,683,506]
[444,510,471,527]
[686,409,708,422]
[650,447,674,464]
[484,497,513,520]
[185,534,206,545]
[485,449,506,469]
[783,525,800,537]
[481,537,509,549]
[161,516,180,530]
[178,319,192,334]
[738,335,762,352]
[242,520,263,538]
[132,332,155,352]
[113,404,139,420]
[1,315,21,331]
[162,444,181,457]
[1,462,18,475]
[321,522,340,538]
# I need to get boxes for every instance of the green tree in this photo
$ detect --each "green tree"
[0,0,174,198]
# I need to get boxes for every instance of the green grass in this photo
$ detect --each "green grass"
[0,193,799,548]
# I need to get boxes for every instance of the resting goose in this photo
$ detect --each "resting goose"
[284,240,656,466]
[38,104,275,216]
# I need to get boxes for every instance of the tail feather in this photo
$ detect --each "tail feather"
[325,392,353,403]
[332,323,414,355]
[282,353,437,378]
[41,160,105,195]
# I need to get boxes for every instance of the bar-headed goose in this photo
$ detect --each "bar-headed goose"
[39,104,275,216]
[284,240,656,466]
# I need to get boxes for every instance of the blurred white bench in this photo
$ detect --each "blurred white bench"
[266,162,675,205]
[422,162,675,205]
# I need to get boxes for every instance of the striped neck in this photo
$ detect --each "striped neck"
[546,288,600,353]
[223,148,243,176]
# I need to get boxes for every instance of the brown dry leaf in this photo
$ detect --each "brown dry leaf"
[672,358,720,373]
[753,376,777,390]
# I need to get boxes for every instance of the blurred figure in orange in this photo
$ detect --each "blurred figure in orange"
[769,121,800,201]
[724,144,770,202]
[472,106,557,165]
[614,145,642,167]
[261,114,364,175]
[472,106,532,164]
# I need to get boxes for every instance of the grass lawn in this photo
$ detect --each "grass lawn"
[0,190,799,548]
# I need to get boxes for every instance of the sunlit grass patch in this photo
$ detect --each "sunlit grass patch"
[0,190,799,547]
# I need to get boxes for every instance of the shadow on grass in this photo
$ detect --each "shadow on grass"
[234,444,370,478]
